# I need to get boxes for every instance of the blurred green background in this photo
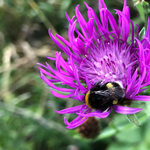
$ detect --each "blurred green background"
[0,0,150,150]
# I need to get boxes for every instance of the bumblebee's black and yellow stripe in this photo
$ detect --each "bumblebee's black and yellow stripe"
[85,82,125,111]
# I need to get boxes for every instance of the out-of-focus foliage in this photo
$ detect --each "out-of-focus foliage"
[0,0,149,150]
[133,0,150,25]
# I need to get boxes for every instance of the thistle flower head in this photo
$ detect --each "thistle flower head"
[38,0,150,129]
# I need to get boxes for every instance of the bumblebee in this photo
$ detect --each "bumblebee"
[85,82,125,111]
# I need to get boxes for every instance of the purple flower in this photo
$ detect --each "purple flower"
[38,0,150,129]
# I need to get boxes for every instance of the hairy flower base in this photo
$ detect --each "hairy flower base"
[76,117,100,139]
[38,0,150,129]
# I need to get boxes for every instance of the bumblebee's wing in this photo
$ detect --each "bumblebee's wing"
[92,90,115,104]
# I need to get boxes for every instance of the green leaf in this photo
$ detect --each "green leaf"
[139,27,146,40]
[142,1,150,25]
[136,3,145,21]
[126,114,141,127]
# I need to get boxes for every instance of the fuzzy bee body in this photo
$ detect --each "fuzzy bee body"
[85,82,125,111]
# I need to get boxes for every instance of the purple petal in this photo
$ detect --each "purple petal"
[68,20,77,45]
[66,12,86,42]
[48,29,67,52]
[102,9,119,37]
[99,0,108,30]
[55,34,71,47]
[130,20,134,42]
[131,95,150,101]
[55,105,84,114]
[136,24,139,39]
[115,9,129,41]
[50,89,75,99]
[113,105,142,114]
[84,2,105,35]
[64,116,88,129]
[77,108,111,118]
[64,106,90,128]
[39,67,57,79]
[40,72,74,92]
[123,0,130,21]
[126,68,138,93]
[99,0,107,9]
[70,56,86,91]
[87,18,94,38]
[145,18,150,40]
[75,5,88,39]
[70,95,85,101]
